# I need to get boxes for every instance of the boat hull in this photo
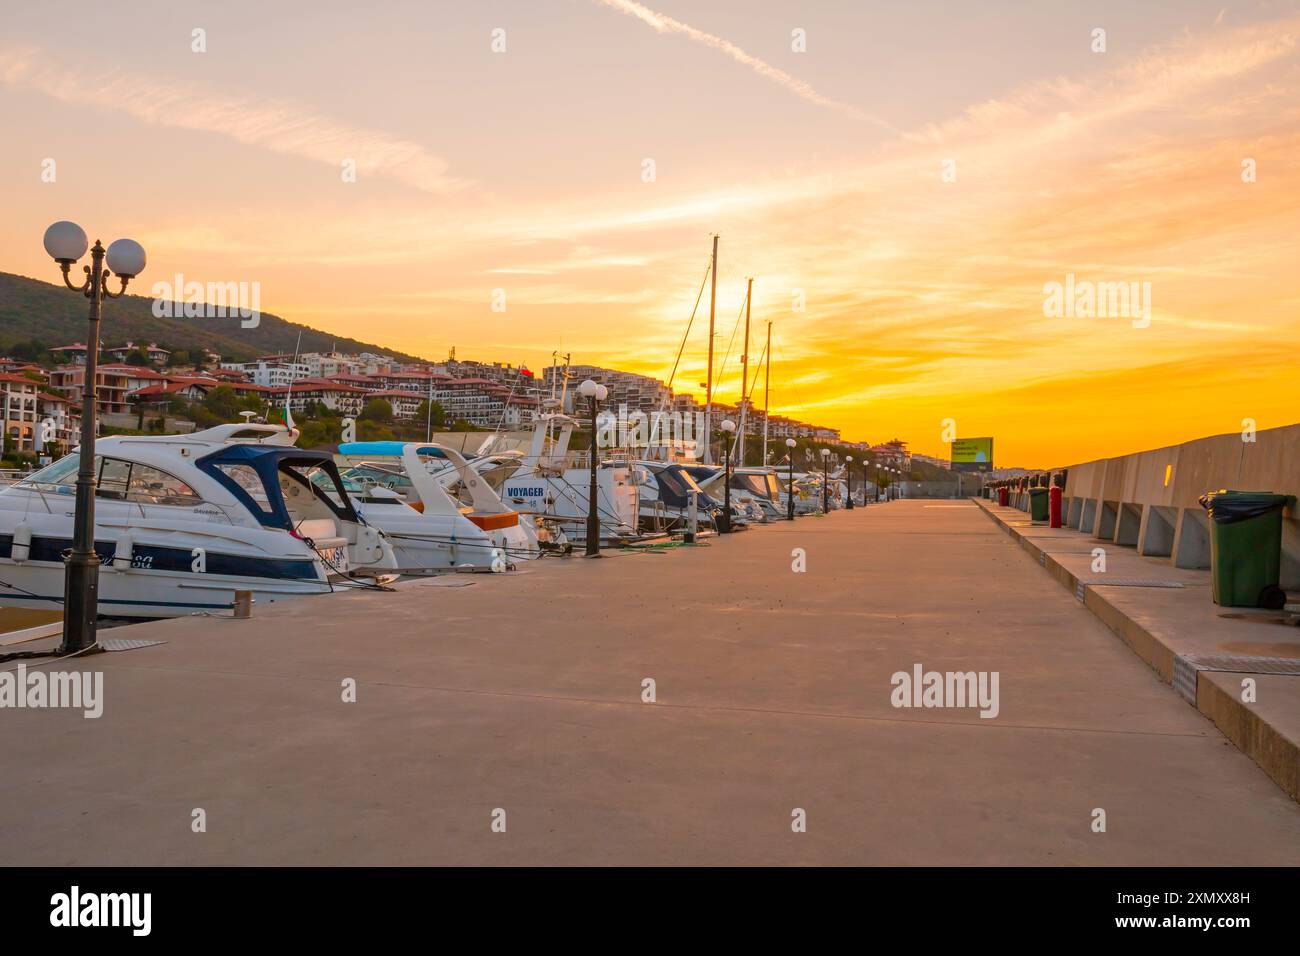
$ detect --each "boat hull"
[0,557,333,619]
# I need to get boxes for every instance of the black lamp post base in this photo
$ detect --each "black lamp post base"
[60,554,100,653]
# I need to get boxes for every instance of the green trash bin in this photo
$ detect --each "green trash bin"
[1198,490,1291,609]
[1028,487,1049,521]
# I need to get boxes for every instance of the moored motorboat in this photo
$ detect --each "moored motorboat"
[0,424,397,619]
[335,441,567,571]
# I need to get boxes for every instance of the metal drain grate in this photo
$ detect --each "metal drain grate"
[99,638,167,652]
[1075,578,1184,602]
[1182,655,1300,676]
[1078,578,1186,588]
[1172,654,1300,704]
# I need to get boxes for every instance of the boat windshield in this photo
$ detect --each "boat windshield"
[656,465,701,497]
[199,447,361,530]
[340,463,411,492]
[15,454,79,494]
[17,453,203,506]
[731,472,778,501]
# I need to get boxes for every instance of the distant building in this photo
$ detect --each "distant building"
[48,366,131,415]
[1,373,42,454]
[543,365,671,416]
[106,341,170,366]
[911,453,951,470]
[220,360,311,388]
[871,439,911,471]
[37,391,77,454]
[434,377,536,428]
[267,379,368,416]
[365,390,425,421]
[49,343,95,365]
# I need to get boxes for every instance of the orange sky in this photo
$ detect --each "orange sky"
[2,1,1298,467]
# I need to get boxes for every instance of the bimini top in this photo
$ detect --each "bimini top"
[338,441,454,460]
[197,443,360,531]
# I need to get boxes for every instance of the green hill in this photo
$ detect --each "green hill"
[0,270,426,365]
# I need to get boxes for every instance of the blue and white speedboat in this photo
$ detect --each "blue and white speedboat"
[0,424,397,619]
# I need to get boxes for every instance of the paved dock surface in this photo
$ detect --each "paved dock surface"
[4,501,1299,865]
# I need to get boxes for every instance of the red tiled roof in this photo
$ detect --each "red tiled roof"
[130,382,209,398]
[366,389,426,400]
[265,379,367,394]
[327,374,377,384]
[99,364,166,378]
[164,376,219,386]
[0,372,41,386]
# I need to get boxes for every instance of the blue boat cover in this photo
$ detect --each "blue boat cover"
[337,441,451,459]
[197,444,361,530]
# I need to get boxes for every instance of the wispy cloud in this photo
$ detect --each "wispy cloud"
[0,46,468,195]
[592,0,897,131]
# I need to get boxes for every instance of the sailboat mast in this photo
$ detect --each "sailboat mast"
[283,329,303,431]
[704,234,717,465]
[763,320,771,466]
[739,276,751,466]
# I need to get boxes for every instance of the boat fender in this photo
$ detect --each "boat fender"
[112,531,134,571]
[11,521,31,562]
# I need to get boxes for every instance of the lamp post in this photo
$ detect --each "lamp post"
[819,447,830,513]
[718,419,736,533]
[785,437,796,520]
[42,222,146,653]
[577,379,608,557]
[845,455,854,510]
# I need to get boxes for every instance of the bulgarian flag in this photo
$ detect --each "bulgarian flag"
[267,405,294,428]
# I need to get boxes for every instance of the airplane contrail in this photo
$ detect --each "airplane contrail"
[593,0,897,131]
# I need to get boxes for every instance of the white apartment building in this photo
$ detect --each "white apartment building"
[367,390,425,421]
[433,378,536,428]
[267,379,367,416]
[298,351,362,379]
[544,365,672,416]
[219,360,311,388]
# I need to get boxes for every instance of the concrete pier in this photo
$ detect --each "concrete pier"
[3,501,1298,865]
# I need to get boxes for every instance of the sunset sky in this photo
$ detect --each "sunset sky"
[2,1,1298,466]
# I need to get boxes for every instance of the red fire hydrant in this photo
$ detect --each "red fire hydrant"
[1049,486,1063,528]
[998,487,1009,507]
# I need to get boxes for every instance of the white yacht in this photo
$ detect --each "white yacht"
[633,460,722,534]
[0,424,397,619]
[681,464,761,526]
[335,441,566,570]
[729,467,786,522]
[493,414,642,544]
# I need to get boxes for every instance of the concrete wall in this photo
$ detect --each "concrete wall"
[1060,424,1300,587]
[898,480,961,499]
